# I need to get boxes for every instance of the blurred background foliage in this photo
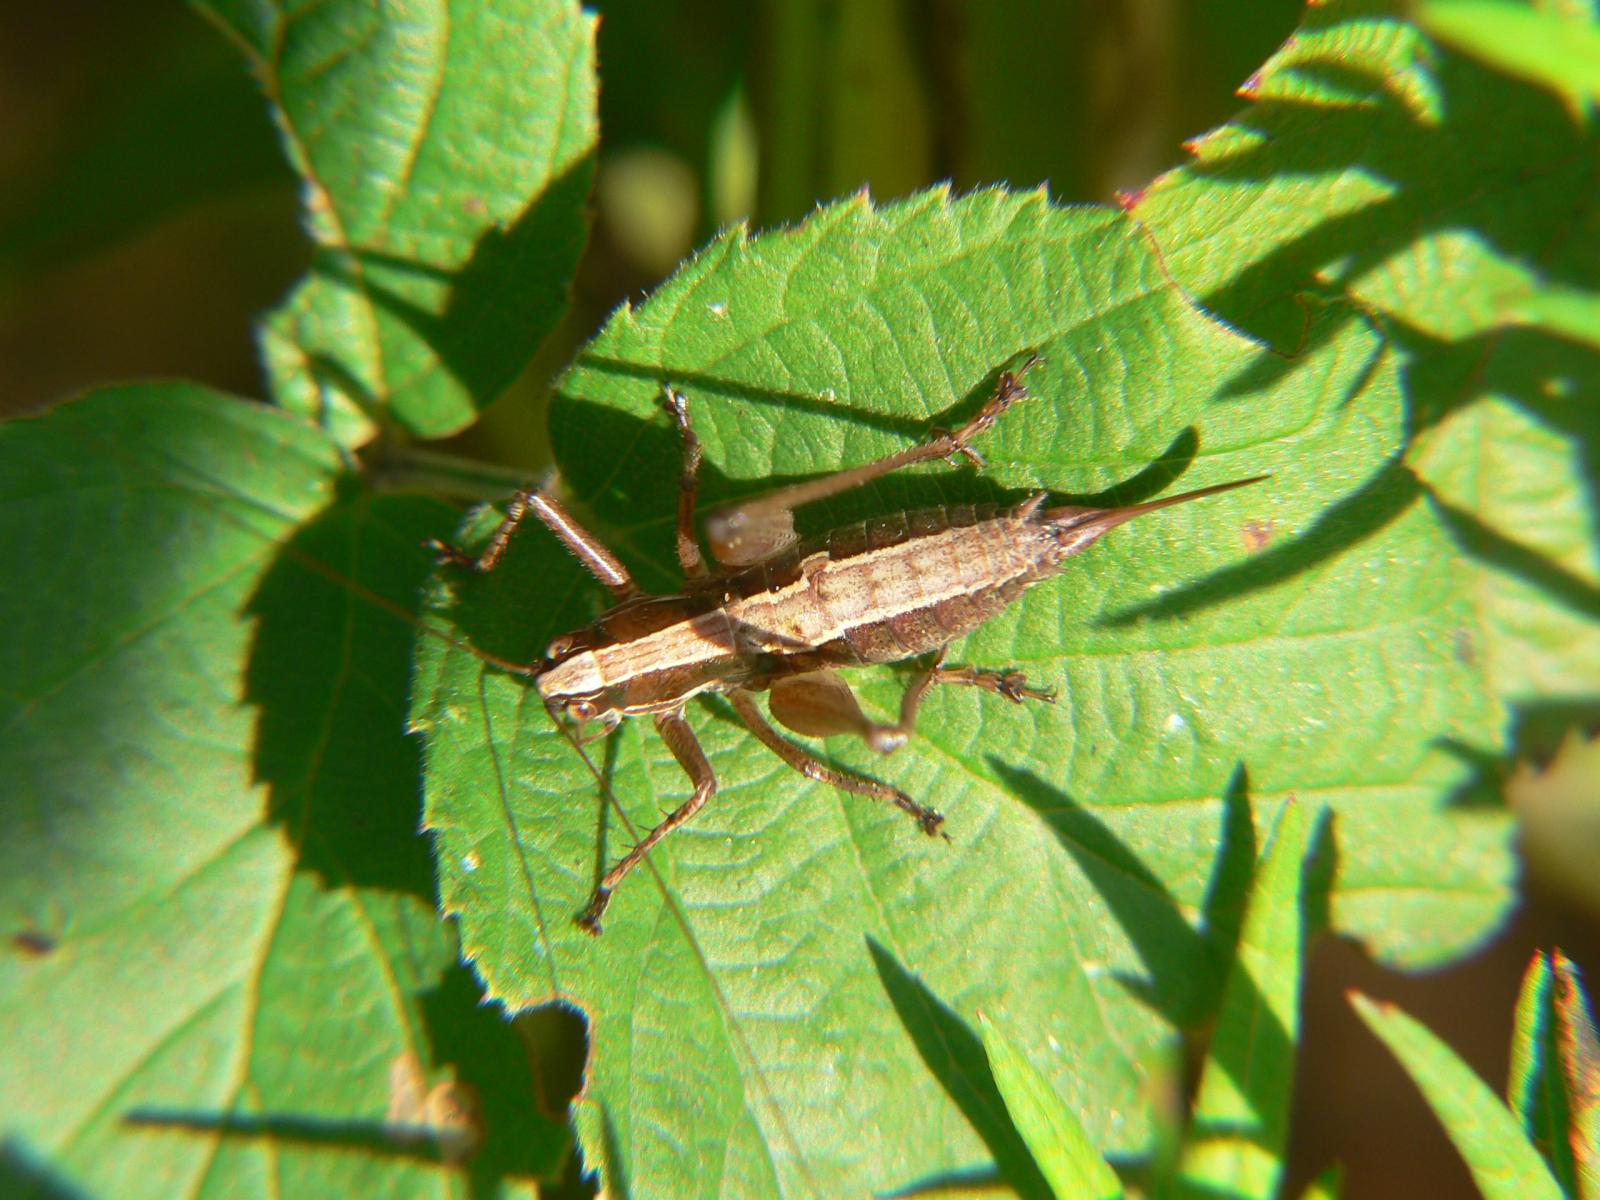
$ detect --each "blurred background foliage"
[0,0,1298,459]
[3,3,1596,1198]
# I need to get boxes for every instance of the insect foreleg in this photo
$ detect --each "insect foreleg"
[660,387,709,579]
[704,351,1041,567]
[577,707,717,935]
[432,489,640,601]
[729,690,946,838]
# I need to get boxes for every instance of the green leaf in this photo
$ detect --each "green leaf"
[1417,0,1600,121]
[1352,992,1566,1200]
[1552,954,1600,1200]
[1299,1164,1345,1200]
[1509,949,1600,1197]
[413,185,1513,1197]
[1129,0,1600,714]
[0,387,561,1197]
[1170,800,1313,1199]
[1509,952,1575,1191]
[194,0,598,444]
[975,1012,1123,1200]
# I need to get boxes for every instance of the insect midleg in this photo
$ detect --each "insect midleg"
[704,351,1040,567]
[660,386,709,579]
[901,646,1057,728]
[431,489,641,600]
[577,706,718,935]
[728,689,946,838]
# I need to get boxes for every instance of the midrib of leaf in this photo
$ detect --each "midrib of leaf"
[633,191,1166,403]
[615,717,800,1200]
[0,555,257,740]
[47,830,289,1150]
[61,982,244,1159]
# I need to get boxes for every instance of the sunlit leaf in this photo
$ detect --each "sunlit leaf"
[976,1011,1123,1200]
[415,183,1512,1197]
[1170,800,1313,1198]
[194,0,598,444]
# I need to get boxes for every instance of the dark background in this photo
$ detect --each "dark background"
[4,2,1595,1195]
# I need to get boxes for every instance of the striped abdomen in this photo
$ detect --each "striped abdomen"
[720,502,1061,666]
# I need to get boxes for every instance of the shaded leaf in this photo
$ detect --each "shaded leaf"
[1129,0,1600,712]
[0,387,561,1197]
[194,0,598,444]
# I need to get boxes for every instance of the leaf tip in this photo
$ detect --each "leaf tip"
[1347,990,1385,1020]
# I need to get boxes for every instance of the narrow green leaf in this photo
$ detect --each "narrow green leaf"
[1129,0,1600,721]
[1550,953,1600,1200]
[1171,800,1313,1199]
[1418,0,1600,121]
[415,184,1512,1197]
[0,387,560,1197]
[1509,951,1580,1194]
[1352,992,1566,1200]
[976,1012,1123,1200]
[194,0,598,444]
[1299,1163,1345,1200]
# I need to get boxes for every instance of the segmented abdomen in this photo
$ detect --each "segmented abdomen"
[721,504,1057,666]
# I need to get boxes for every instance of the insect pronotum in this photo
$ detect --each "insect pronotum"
[430,353,1266,933]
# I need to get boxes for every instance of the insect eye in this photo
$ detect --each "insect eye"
[567,698,599,722]
[547,634,575,658]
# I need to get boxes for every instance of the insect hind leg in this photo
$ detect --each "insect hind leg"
[703,350,1042,567]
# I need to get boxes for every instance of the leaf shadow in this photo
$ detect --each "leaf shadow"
[980,763,1328,1189]
[1102,456,1423,626]
[598,1103,630,1200]
[121,969,570,1198]
[987,759,1248,1028]
[243,491,577,1194]
[306,151,597,427]
[864,938,1055,1200]
[0,1139,88,1200]
[243,489,456,900]
[417,968,580,1189]
[1432,494,1600,627]
[121,1110,456,1164]
[1137,12,1600,585]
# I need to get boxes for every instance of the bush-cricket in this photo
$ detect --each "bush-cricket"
[429,354,1266,933]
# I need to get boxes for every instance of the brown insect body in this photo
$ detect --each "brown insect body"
[539,487,1250,714]
[434,356,1264,932]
